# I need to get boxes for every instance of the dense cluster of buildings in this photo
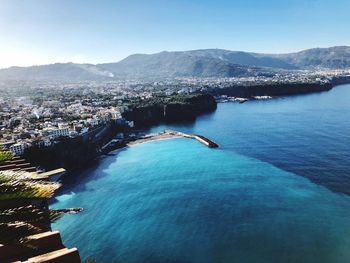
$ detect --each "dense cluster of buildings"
[0,95,134,156]
[1,68,349,156]
[155,69,350,93]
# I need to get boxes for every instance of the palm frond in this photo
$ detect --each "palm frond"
[0,169,79,249]
[0,170,61,201]
[0,205,64,224]
[0,150,14,163]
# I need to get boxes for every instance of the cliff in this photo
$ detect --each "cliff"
[23,137,99,171]
[331,76,350,86]
[209,82,333,97]
[122,94,217,127]
[23,124,121,171]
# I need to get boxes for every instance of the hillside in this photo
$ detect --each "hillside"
[274,46,350,69]
[182,49,297,70]
[99,51,260,78]
[0,46,349,81]
[0,63,114,81]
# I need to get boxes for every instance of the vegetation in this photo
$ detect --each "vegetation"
[127,93,207,108]
[0,170,60,201]
[0,170,64,247]
[0,150,14,163]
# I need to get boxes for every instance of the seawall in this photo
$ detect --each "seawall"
[164,130,219,148]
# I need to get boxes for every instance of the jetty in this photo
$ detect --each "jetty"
[108,130,219,149]
[164,130,219,148]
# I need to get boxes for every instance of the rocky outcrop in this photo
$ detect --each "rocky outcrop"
[122,94,217,127]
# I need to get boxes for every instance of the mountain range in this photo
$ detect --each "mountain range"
[1,46,350,81]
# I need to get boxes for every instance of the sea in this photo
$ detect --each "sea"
[51,83,350,263]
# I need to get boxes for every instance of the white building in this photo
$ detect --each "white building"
[86,118,99,126]
[45,127,70,139]
[9,143,27,156]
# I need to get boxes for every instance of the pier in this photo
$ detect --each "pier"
[106,130,219,150]
[164,130,219,148]
[193,134,219,148]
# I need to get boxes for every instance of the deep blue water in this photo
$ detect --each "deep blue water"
[52,84,350,262]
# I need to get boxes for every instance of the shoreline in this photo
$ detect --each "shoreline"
[29,82,350,176]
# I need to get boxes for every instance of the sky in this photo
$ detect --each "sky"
[0,0,349,68]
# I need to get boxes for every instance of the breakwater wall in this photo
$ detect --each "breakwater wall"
[164,130,219,148]
[193,134,219,148]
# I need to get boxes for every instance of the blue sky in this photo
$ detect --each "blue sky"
[0,0,349,68]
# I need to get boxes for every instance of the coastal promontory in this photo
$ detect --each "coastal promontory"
[122,94,217,127]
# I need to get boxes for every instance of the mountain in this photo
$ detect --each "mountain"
[0,46,349,81]
[0,63,114,81]
[179,46,350,70]
[274,46,350,69]
[99,51,263,79]
[181,49,297,70]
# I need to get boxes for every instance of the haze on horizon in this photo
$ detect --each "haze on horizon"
[0,0,349,69]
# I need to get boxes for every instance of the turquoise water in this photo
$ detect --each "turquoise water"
[52,84,350,262]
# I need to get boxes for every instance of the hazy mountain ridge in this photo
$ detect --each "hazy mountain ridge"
[99,51,259,78]
[1,46,349,81]
[0,63,113,81]
[273,46,350,69]
[182,49,297,70]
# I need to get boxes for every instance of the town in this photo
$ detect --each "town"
[0,68,350,159]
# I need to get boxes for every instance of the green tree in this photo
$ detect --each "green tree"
[0,170,64,247]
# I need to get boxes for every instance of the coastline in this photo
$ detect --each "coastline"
[23,82,350,175]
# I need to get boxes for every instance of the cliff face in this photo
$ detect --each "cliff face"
[23,137,99,170]
[331,76,350,86]
[164,94,217,121]
[23,124,120,171]
[163,103,196,122]
[122,106,163,127]
[123,94,217,127]
[210,82,333,97]
[184,93,217,112]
